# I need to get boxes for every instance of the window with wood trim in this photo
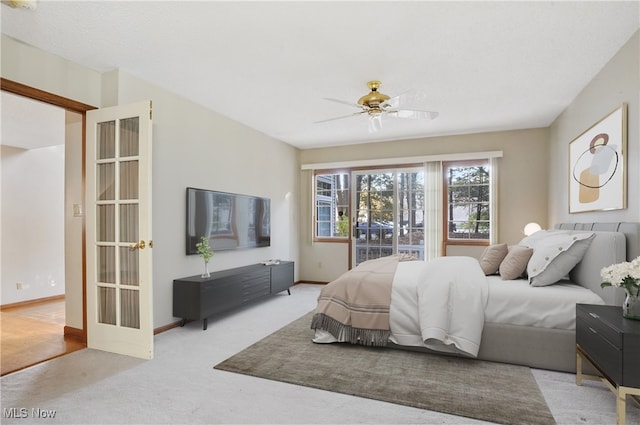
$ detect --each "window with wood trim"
[443,160,490,243]
[314,172,349,240]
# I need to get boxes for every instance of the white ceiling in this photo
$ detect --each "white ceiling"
[1,1,638,149]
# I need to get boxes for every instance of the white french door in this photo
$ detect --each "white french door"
[86,101,154,359]
[351,168,425,267]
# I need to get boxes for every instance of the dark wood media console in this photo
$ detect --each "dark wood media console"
[173,261,294,330]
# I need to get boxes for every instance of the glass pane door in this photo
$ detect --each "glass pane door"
[353,171,395,266]
[352,168,425,267]
[95,117,141,329]
[86,100,153,359]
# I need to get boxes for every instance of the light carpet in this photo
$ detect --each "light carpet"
[215,312,556,425]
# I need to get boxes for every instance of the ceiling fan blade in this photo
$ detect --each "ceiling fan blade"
[383,88,432,105]
[324,98,365,109]
[315,111,366,124]
[386,108,439,120]
[382,90,412,109]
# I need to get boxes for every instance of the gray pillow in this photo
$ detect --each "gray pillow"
[478,243,508,275]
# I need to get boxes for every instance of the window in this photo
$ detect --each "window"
[444,160,490,242]
[314,172,349,240]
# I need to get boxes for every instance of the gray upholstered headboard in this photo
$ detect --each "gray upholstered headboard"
[555,222,640,306]
[555,222,640,261]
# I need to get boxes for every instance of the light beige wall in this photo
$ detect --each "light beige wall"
[106,70,300,327]
[1,34,101,107]
[1,144,65,304]
[64,112,84,329]
[445,245,485,259]
[549,31,639,224]
[299,128,549,282]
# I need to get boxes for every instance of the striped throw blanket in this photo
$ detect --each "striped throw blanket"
[311,254,416,347]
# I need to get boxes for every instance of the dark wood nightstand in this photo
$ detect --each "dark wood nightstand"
[576,304,640,425]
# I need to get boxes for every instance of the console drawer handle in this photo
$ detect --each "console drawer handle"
[589,312,599,319]
[589,327,598,335]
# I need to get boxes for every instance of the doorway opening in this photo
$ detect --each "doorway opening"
[0,79,94,375]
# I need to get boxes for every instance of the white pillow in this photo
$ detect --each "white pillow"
[518,230,595,287]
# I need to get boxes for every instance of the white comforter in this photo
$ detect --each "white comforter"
[315,256,489,357]
[389,256,488,357]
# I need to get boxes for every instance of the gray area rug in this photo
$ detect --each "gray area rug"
[215,312,556,425]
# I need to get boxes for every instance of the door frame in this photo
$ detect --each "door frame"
[1,78,97,342]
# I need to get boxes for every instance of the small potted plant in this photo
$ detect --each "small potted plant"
[196,236,214,278]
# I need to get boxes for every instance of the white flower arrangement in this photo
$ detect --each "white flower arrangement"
[600,255,640,296]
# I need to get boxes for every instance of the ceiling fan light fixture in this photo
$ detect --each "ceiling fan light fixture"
[368,114,383,133]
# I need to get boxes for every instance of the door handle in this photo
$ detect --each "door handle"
[129,240,146,250]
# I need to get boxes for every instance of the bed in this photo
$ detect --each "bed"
[311,222,640,373]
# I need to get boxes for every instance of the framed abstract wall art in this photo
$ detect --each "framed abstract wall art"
[569,103,627,213]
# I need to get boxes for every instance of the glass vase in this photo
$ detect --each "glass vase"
[201,261,210,279]
[622,290,640,320]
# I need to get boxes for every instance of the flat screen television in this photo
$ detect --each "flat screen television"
[186,187,271,254]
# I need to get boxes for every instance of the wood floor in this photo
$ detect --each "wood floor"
[0,298,85,376]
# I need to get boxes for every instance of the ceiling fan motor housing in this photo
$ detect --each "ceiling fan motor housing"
[358,80,390,109]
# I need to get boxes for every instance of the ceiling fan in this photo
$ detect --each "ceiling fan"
[316,80,439,132]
